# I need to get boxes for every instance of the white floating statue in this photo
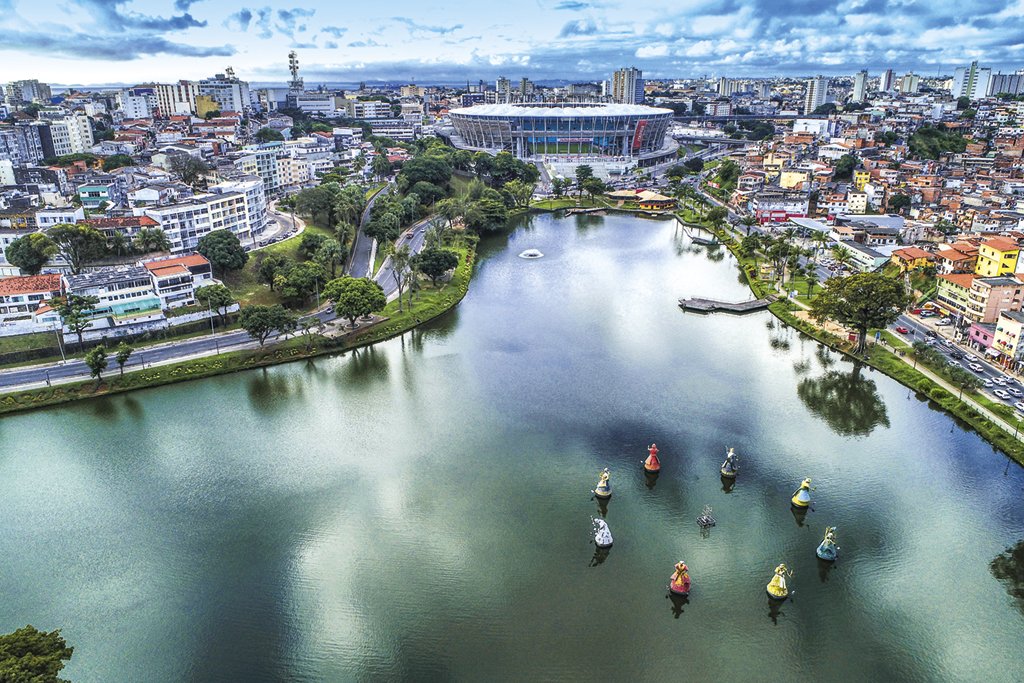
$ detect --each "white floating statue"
[592,517,613,548]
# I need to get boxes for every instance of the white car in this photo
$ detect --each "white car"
[994,389,1011,400]
[994,377,1007,386]
[984,379,994,388]
[969,363,985,373]
[1010,388,1023,398]
[1015,401,1024,412]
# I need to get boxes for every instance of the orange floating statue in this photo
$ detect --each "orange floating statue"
[669,561,691,596]
[643,443,661,474]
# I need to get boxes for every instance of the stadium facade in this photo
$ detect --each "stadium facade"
[447,102,676,165]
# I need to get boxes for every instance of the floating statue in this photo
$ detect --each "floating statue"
[790,478,813,509]
[766,563,793,600]
[720,447,739,478]
[669,561,691,596]
[696,504,716,529]
[594,468,612,499]
[643,443,661,474]
[816,526,839,562]
[592,517,613,548]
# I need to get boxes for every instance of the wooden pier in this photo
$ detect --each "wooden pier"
[675,219,719,246]
[678,297,771,314]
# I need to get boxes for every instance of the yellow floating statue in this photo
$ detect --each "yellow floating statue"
[594,468,612,499]
[766,563,792,600]
[790,478,812,508]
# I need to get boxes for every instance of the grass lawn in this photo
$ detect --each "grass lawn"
[223,222,336,307]
[531,196,605,211]
[0,332,56,354]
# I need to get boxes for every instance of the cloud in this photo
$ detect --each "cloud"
[225,6,316,38]
[391,17,463,35]
[554,1,595,8]
[348,39,385,48]
[276,7,316,37]
[0,28,233,60]
[70,0,206,31]
[636,44,669,58]
[321,26,348,37]
[225,8,253,31]
[559,19,599,36]
[173,0,202,10]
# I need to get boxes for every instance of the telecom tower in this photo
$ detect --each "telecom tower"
[288,51,304,92]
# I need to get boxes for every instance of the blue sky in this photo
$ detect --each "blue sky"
[2,0,1024,85]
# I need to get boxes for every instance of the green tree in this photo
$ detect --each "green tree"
[108,231,133,257]
[574,165,594,198]
[197,229,248,276]
[298,232,328,259]
[463,198,508,233]
[739,215,758,236]
[947,366,983,400]
[811,272,912,353]
[47,223,106,274]
[195,283,235,326]
[257,253,291,291]
[409,181,446,205]
[168,154,210,189]
[581,177,607,203]
[551,177,568,198]
[84,344,108,382]
[372,153,392,180]
[51,294,98,350]
[4,232,57,275]
[274,260,327,305]
[323,276,387,328]
[956,96,971,110]
[411,247,459,287]
[238,304,297,346]
[315,238,344,278]
[833,154,858,180]
[132,227,171,253]
[114,341,133,376]
[296,315,326,351]
[385,243,412,311]
[503,179,536,208]
[102,154,134,171]
[254,127,284,142]
[706,206,728,228]
[0,625,74,682]
[364,212,402,244]
[684,157,705,173]
[889,193,912,213]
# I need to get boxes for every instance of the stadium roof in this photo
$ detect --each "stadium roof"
[448,103,673,117]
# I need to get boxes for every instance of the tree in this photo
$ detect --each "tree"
[575,165,594,198]
[197,229,248,276]
[889,193,912,213]
[51,294,98,350]
[168,154,210,189]
[411,248,459,287]
[581,177,607,203]
[739,215,758,236]
[386,243,412,311]
[298,232,328,259]
[551,177,568,198]
[315,238,344,278]
[0,625,74,682]
[84,345,108,382]
[706,206,728,228]
[947,366,983,400]
[114,341,133,376]
[47,223,106,274]
[956,95,971,110]
[324,276,386,328]
[683,157,705,173]
[132,227,170,253]
[409,181,446,205]
[297,315,326,351]
[810,272,912,353]
[833,154,858,180]
[254,127,284,142]
[363,212,402,243]
[463,198,508,233]
[372,153,392,180]
[812,102,838,116]
[102,154,134,171]
[195,283,235,326]
[108,231,133,257]
[238,304,297,346]
[274,261,327,304]
[503,179,535,208]
[257,254,290,290]
[5,232,56,275]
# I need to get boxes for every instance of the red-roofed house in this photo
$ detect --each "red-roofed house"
[890,247,936,272]
[0,274,61,322]
[142,254,214,308]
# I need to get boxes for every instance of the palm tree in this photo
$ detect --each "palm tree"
[832,245,853,271]
[109,231,133,257]
[806,272,819,298]
[812,231,830,257]
[740,215,758,236]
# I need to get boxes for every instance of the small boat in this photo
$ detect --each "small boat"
[816,526,839,561]
[668,561,691,596]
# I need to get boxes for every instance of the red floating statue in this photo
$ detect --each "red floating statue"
[643,443,661,474]
[669,561,691,596]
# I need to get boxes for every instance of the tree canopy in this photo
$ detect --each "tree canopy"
[810,272,911,353]
[102,154,134,171]
[5,232,56,275]
[52,294,98,350]
[197,229,248,275]
[47,223,105,274]
[195,283,236,325]
[238,304,297,346]
[323,276,386,328]
[411,248,459,286]
[0,625,74,683]
[84,345,108,381]
[254,127,285,142]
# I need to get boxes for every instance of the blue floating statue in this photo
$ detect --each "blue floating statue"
[816,526,839,562]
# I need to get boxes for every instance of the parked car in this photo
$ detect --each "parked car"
[910,308,923,315]
[920,310,937,318]
[969,363,984,373]
[895,326,909,334]
[994,389,1011,400]
[984,379,994,388]
[937,318,952,326]
[1014,401,1024,412]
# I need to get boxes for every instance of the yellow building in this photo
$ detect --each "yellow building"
[853,169,870,191]
[779,170,809,189]
[195,94,220,118]
[975,237,1020,277]
[890,247,935,273]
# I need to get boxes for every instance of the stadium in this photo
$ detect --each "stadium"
[446,102,677,166]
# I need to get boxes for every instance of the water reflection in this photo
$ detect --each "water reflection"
[339,345,390,384]
[644,471,659,489]
[721,475,736,493]
[667,593,689,618]
[247,368,304,412]
[790,506,809,527]
[594,496,609,517]
[797,364,890,437]
[574,214,604,232]
[991,540,1024,613]
[817,558,836,584]
[767,597,786,625]
[589,545,611,567]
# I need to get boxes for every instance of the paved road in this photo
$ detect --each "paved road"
[347,184,391,278]
[375,218,432,300]
[0,308,340,392]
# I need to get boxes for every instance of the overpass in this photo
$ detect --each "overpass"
[672,113,821,123]
[673,135,751,146]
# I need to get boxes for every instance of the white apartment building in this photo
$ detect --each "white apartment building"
[198,74,252,114]
[62,266,165,332]
[117,92,152,119]
[803,76,829,115]
[154,81,200,116]
[952,61,992,100]
[611,67,644,104]
[209,176,269,238]
[35,206,85,229]
[145,180,266,253]
[852,70,868,102]
[340,99,391,119]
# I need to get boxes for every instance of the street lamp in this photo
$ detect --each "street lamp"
[207,299,220,354]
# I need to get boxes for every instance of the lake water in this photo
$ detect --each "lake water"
[2,213,1023,681]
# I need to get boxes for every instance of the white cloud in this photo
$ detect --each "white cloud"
[635,43,669,58]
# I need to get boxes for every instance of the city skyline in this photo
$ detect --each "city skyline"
[2,0,1024,85]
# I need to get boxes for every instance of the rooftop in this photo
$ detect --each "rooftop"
[0,273,61,297]
[65,265,151,291]
[449,102,673,117]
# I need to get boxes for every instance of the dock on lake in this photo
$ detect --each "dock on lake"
[678,297,771,314]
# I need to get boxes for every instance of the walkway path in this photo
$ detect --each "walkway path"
[347,184,391,278]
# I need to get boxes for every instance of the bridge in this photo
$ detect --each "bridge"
[672,113,821,123]
[673,135,752,146]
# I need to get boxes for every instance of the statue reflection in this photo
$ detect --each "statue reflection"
[666,592,689,618]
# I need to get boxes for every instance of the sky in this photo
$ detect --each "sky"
[2,0,1024,86]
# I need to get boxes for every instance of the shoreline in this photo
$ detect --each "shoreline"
[0,242,477,417]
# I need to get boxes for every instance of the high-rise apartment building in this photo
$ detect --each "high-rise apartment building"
[879,69,895,92]
[4,80,52,106]
[803,76,829,115]
[718,77,735,97]
[990,70,1024,96]
[198,73,252,114]
[154,81,200,116]
[900,73,920,94]
[952,61,992,100]
[611,67,644,104]
[852,70,868,102]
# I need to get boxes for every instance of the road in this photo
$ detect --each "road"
[889,313,1024,410]
[347,184,391,278]
[374,218,432,300]
[0,307,340,392]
